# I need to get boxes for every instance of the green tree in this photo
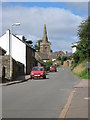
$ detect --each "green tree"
[61,56,67,65]
[73,17,90,63]
[22,36,27,42]
[34,40,42,51]
[22,36,33,45]
[45,61,52,71]
[57,56,61,61]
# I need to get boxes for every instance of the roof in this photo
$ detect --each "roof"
[51,51,65,59]
[37,52,50,60]
[0,29,35,52]
[65,52,72,57]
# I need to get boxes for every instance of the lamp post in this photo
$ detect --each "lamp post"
[9,22,20,80]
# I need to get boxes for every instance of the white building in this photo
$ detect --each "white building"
[0,29,36,74]
[72,41,79,54]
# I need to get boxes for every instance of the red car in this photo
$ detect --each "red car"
[50,65,57,72]
[30,66,46,79]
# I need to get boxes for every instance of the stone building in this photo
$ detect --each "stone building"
[0,30,37,80]
[35,24,52,63]
[51,51,65,62]
[40,24,51,54]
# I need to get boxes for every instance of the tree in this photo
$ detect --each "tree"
[34,40,42,51]
[57,56,61,61]
[45,61,52,71]
[61,56,67,65]
[22,36,27,42]
[26,40,33,45]
[22,36,33,45]
[73,17,90,63]
[78,17,90,60]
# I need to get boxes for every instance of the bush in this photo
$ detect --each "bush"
[61,61,63,65]
[60,56,67,65]
[78,68,88,79]
[72,52,80,63]
[45,61,52,71]
[71,62,77,70]
[57,56,61,60]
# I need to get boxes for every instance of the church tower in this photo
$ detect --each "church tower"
[40,24,51,53]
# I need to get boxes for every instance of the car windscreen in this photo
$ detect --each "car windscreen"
[51,66,55,68]
[32,67,44,71]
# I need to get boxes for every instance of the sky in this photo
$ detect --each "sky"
[1,2,89,52]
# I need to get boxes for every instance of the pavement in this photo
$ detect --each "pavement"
[60,80,89,118]
[0,75,30,86]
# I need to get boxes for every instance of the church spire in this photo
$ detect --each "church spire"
[42,24,48,43]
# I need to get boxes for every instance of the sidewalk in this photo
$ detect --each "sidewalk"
[0,75,30,86]
[66,80,89,118]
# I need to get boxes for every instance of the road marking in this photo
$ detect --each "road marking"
[59,88,77,118]
[84,97,90,100]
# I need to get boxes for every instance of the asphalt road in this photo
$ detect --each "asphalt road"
[2,68,80,118]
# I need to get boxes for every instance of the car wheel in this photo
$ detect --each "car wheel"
[44,75,46,79]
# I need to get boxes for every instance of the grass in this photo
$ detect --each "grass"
[71,60,89,80]
[78,68,88,79]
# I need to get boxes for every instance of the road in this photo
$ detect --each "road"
[2,68,80,118]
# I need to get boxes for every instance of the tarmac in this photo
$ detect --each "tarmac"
[0,76,90,118]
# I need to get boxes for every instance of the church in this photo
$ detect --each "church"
[40,24,51,54]
[35,24,52,63]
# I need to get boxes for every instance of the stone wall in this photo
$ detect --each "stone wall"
[63,60,72,67]
[12,58,24,79]
[0,55,10,79]
[26,46,36,74]
[0,55,24,80]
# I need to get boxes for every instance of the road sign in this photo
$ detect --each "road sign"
[86,62,90,69]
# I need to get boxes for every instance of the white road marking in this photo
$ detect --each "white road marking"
[84,97,90,100]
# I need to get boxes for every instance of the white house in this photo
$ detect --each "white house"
[72,41,79,54]
[0,29,36,74]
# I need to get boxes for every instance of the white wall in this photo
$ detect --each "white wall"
[43,60,46,63]
[72,43,78,54]
[72,47,76,53]
[0,30,9,55]
[0,30,26,73]
[11,35,26,73]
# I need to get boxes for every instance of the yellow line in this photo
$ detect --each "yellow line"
[59,88,77,118]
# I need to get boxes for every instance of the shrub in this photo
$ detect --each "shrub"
[45,61,52,71]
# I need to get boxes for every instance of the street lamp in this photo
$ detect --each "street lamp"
[9,22,20,80]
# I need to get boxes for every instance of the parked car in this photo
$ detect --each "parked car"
[49,65,57,72]
[30,66,46,79]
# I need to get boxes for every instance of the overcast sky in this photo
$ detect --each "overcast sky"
[1,2,88,52]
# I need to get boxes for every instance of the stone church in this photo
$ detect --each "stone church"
[35,24,52,62]
[40,24,51,54]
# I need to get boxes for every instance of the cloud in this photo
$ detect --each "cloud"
[2,5,83,52]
